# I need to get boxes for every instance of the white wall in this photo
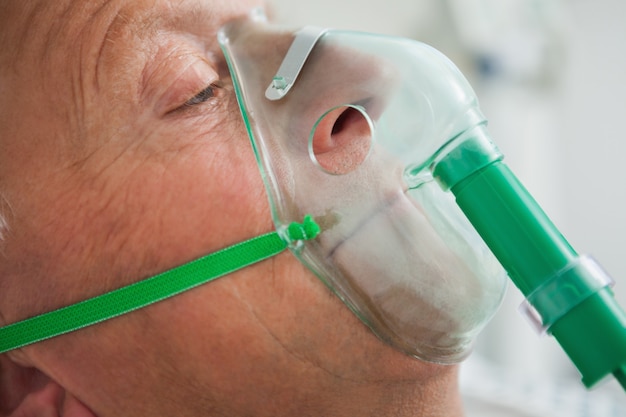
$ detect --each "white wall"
[269,0,626,387]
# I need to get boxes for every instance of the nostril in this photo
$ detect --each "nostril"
[332,106,361,135]
[310,105,374,175]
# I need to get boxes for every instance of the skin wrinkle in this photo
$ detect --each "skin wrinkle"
[73,112,235,286]
[65,110,148,175]
[52,0,133,103]
[229,267,419,388]
[41,2,75,71]
[94,1,127,92]
[130,301,224,415]
[19,4,98,158]
[2,3,47,67]
[65,138,118,174]
[74,168,158,286]
[86,190,131,260]
[99,11,149,103]
[231,285,347,381]
[72,43,88,142]
[140,43,182,108]
[72,2,114,119]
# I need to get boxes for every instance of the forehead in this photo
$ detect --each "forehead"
[0,0,247,65]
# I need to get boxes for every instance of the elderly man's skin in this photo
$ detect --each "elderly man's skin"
[0,1,464,416]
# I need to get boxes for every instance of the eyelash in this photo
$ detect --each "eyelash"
[183,82,221,107]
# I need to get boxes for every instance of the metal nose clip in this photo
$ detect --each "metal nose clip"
[265,26,328,101]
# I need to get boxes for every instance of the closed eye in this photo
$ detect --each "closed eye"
[184,82,222,107]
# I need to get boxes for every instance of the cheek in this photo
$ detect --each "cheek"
[129,126,273,270]
[23,112,270,305]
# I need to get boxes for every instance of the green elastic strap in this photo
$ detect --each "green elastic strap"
[0,215,321,354]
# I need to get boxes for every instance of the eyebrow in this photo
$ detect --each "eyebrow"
[94,0,221,86]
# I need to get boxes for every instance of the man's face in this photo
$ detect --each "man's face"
[0,1,457,416]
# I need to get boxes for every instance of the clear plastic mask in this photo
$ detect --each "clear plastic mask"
[218,10,507,363]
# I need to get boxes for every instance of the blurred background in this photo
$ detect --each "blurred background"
[268,0,626,413]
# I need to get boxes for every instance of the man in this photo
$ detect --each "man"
[0,1,463,415]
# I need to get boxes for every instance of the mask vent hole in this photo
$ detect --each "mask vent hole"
[310,105,373,175]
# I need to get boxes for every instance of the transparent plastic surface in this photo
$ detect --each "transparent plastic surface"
[218,12,507,363]
[519,255,615,334]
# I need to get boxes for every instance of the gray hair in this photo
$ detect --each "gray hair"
[0,193,11,243]
[0,216,7,243]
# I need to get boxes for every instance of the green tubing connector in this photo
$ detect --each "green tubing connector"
[433,126,626,389]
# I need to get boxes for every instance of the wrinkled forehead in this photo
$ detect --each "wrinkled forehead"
[0,0,251,72]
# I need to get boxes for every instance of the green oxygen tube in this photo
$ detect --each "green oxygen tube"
[432,123,626,390]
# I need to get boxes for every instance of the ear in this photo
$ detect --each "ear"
[0,354,97,417]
